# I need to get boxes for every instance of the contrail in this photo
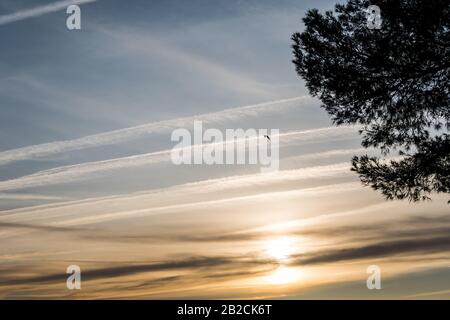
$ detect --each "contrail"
[0,193,66,201]
[0,163,354,225]
[0,127,360,192]
[56,177,356,226]
[0,0,98,26]
[0,96,312,165]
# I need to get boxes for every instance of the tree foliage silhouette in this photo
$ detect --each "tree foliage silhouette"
[292,0,449,202]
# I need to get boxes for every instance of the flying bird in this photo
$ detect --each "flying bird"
[264,135,271,141]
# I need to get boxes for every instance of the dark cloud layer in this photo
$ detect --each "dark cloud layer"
[293,235,450,266]
[0,254,275,287]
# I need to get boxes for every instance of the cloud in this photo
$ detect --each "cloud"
[405,289,450,299]
[286,213,450,265]
[0,182,362,241]
[3,214,449,289]
[0,0,98,26]
[100,213,450,245]
[3,165,352,227]
[0,254,270,286]
[0,128,359,192]
[0,96,313,166]
[0,221,76,233]
[97,26,275,97]
[0,193,66,200]
[292,235,450,266]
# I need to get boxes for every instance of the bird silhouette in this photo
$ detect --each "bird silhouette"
[264,135,271,141]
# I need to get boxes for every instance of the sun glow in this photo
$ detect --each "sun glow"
[261,236,302,285]
[265,266,300,285]
[264,236,296,262]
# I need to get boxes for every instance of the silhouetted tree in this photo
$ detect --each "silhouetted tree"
[292,0,449,202]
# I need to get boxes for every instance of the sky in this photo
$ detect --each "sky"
[0,0,449,299]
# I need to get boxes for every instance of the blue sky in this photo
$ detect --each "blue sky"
[0,0,449,299]
[0,0,328,148]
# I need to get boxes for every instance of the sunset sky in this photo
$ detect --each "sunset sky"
[0,0,449,299]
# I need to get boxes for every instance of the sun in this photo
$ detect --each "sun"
[264,236,296,262]
[261,236,301,285]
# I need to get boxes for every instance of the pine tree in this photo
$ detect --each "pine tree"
[292,0,449,202]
